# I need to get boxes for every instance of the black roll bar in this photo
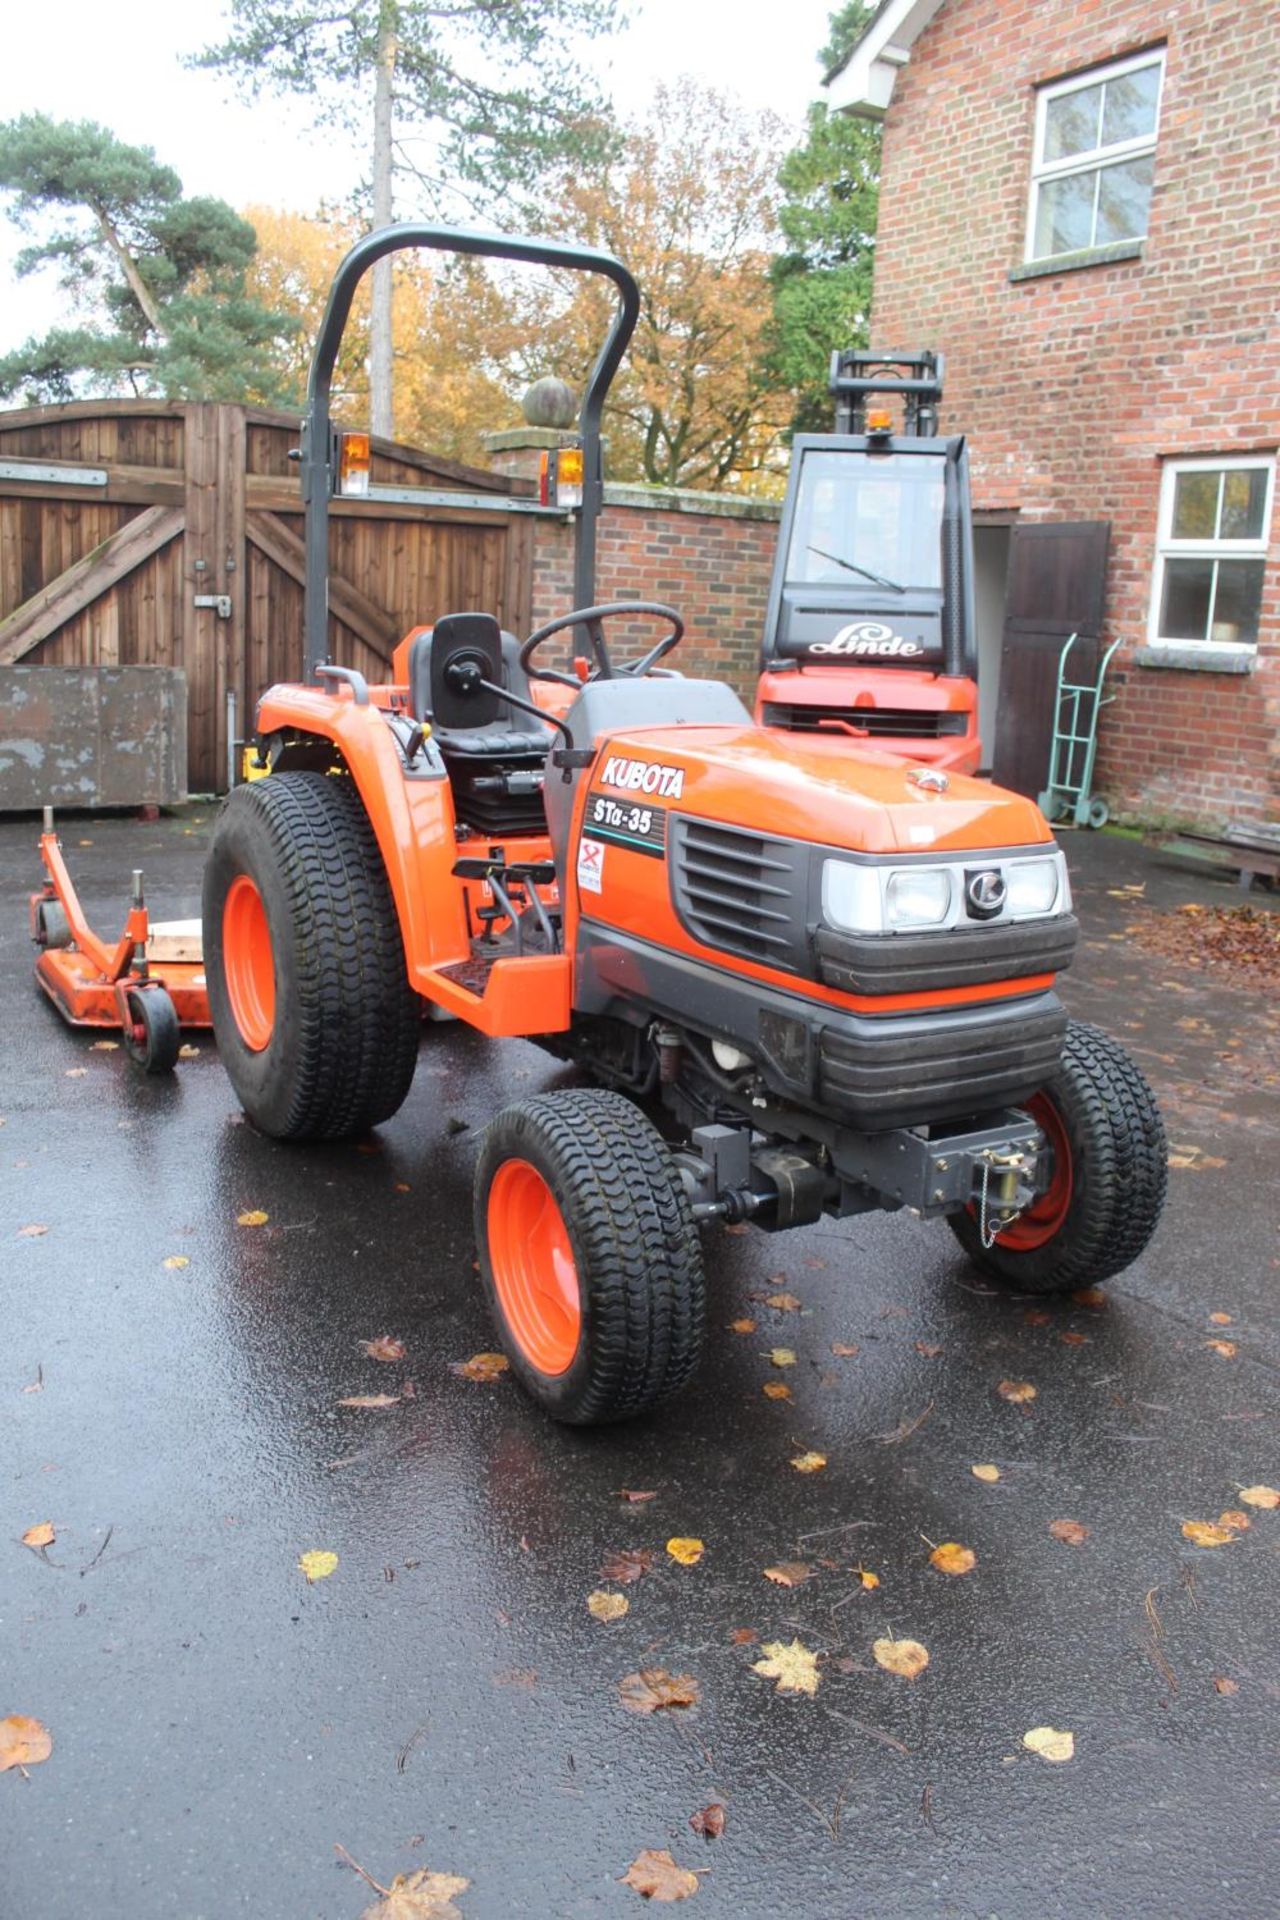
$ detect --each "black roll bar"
[300,223,641,682]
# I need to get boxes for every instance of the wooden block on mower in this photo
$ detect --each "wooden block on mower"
[145,919,204,964]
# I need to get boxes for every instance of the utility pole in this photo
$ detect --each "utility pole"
[369,0,397,439]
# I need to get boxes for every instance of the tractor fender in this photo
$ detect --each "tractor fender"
[255,685,469,984]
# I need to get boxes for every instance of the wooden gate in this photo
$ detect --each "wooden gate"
[990,521,1111,798]
[0,400,536,793]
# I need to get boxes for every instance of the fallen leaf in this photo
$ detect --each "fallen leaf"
[762,1381,791,1401]
[21,1522,55,1550]
[1072,1287,1107,1309]
[791,1450,827,1473]
[601,1548,654,1585]
[769,1348,796,1369]
[617,1489,658,1504]
[971,1464,1001,1483]
[873,1636,930,1680]
[17,1225,48,1239]
[298,1549,339,1582]
[587,1589,630,1623]
[1214,1676,1239,1696]
[618,1668,699,1716]
[728,1627,758,1645]
[0,1715,52,1772]
[915,1341,943,1357]
[1205,1339,1237,1359]
[64,1067,87,1078]
[857,1567,880,1590]
[1181,1521,1236,1548]
[1240,1485,1280,1509]
[358,1866,470,1918]
[337,1393,401,1410]
[621,1849,699,1902]
[1209,1312,1233,1326]
[90,1040,118,1051]
[1218,1510,1250,1532]
[764,1292,802,1312]
[178,1044,200,1059]
[1023,1725,1074,1764]
[997,1379,1037,1404]
[163,1255,190,1270]
[928,1542,976,1576]
[1049,1519,1089,1546]
[1059,1330,1090,1346]
[236,1209,269,1227]
[730,1318,757,1335]
[666,1536,704,1566]
[689,1802,726,1841]
[751,1638,819,1696]
[762,1561,811,1588]
[1023,1308,1052,1327]
[830,1341,860,1357]
[361,1335,407,1362]
[451,1352,509,1382]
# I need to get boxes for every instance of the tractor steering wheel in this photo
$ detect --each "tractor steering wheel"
[518,601,684,687]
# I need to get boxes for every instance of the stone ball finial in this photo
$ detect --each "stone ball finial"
[521,376,578,429]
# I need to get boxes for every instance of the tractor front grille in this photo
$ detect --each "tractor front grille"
[670,817,805,972]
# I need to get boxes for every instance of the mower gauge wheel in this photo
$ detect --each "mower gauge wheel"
[519,601,683,685]
[475,1087,705,1425]
[121,984,181,1075]
[34,898,72,949]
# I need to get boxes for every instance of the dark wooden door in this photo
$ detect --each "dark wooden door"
[991,520,1110,798]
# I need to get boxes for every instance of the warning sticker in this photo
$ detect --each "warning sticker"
[577,835,605,894]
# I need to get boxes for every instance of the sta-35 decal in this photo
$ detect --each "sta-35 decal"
[582,789,668,857]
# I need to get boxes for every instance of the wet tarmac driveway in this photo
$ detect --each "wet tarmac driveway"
[3,810,1278,1918]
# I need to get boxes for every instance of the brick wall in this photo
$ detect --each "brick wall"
[869,0,1280,826]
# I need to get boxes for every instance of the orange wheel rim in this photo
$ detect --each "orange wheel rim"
[223,874,276,1052]
[487,1159,581,1376]
[994,1091,1073,1250]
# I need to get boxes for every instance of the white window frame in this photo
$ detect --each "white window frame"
[1025,49,1166,264]
[1147,454,1276,654]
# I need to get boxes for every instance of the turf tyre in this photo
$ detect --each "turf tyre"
[474,1089,705,1425]
[946,1019,1166,1293]
[203,771,420,1140]
[122,984,181,1075]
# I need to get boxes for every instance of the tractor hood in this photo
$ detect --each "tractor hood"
[593,724,1051,857]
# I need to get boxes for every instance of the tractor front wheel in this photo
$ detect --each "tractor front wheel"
[203,772,421,1140]
[947,1020,1166,1294]
[475,1089,705,1424]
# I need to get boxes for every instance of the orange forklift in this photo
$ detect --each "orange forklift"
[755,349,982,773]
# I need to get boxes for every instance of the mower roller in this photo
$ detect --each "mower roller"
[755,349,982,774]
[199,222,1166,1426]
[29,806,209,1073]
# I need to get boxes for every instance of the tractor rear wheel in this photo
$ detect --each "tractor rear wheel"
[203,771,421,1140]
[947,1020,1166,1294]
[474,1089,705,1424]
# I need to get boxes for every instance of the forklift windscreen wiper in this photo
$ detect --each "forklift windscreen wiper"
[807,545,906,593]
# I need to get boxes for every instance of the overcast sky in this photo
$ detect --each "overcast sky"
[0,0,840,353]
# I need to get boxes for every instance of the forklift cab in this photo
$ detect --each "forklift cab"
[756,351,982,774]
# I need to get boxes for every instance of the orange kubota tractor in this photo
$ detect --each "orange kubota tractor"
[755,350,982,773]
[203,225,1166,1426]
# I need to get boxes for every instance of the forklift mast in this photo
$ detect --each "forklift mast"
[830,348,944,437]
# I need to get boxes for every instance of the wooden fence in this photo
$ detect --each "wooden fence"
[0,400,537,792]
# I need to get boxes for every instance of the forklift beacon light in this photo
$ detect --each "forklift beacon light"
[865,406,893,437]
[337,431,371,497]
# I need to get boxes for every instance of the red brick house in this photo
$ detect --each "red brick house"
[828,0,1279,827]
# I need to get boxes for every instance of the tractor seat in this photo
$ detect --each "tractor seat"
[407,616,553,835]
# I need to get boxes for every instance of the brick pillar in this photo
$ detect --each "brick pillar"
[480,427,577,487]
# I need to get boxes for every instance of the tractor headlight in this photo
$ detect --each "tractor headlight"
[821,860,882,933]
[1006,855,1065,918]
[885,867,952,929]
